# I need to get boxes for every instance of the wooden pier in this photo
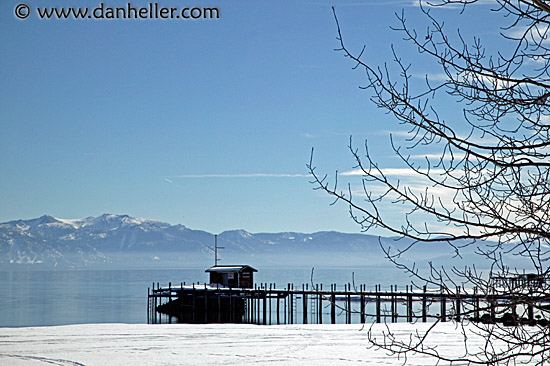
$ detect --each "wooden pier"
[147,282,549,326]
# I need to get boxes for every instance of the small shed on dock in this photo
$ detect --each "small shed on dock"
[206,265,257,289]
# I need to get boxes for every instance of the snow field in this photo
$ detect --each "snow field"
[0,322,503,365]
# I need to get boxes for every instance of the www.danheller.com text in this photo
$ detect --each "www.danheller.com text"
[18,2,220,20]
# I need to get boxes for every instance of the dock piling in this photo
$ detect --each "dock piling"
[422,285,427,323]
[148,280,544,327]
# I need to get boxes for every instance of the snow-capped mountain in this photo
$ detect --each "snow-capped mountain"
[0,214,515,270]
[0,214,211,269]
[1,214,401,269]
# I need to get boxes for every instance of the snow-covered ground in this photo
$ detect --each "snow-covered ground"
[0,322,508,365]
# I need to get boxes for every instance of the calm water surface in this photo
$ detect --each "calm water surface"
[1,267,409,327]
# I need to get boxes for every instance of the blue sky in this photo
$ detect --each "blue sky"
[1,0,502,234]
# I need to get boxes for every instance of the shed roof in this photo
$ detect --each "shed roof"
[205,265,258,273]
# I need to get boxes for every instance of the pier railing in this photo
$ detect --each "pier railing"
[147,282,549,326]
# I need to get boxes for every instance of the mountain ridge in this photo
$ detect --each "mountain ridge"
[0,214,524,270]
[0,214,390,269]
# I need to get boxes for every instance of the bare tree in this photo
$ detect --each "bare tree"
[308,1,550,364]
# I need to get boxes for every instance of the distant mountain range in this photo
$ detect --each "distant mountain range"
[0,214,527,270]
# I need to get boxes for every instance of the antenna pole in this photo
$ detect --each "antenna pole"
[215,234,218,266]
[214,235,225,266]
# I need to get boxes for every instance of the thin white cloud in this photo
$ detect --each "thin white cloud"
[408,153,466,160]
[377,130,413,137]
[164,178,174,183]
[341,167,446,177]
[300,132,318,139]
[506,25,550,45]
[412,72,449,82]
[172,173,310,179]
[379,129,502,147]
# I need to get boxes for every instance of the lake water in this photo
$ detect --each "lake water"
[1,266,411,327]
